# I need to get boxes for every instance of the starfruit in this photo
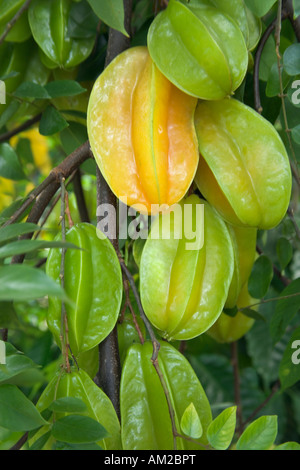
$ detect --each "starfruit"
[46,223,123,357]
[139,194,234,341]
[206,281,256,343]
[191,0,261,51]
[87,46,199,214]
[28,0,95,69]
[33,367,122,450]
[147,0,248,100]
[226,225,257,309]
[120,341,212,450]
[194,98,292,230]
[117,314,146,367]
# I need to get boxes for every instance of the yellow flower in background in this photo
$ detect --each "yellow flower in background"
[0,177,15,212]
[10,127,52,176]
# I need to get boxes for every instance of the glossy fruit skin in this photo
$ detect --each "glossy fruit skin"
[206,282,255,343]
[194,98,292,230]
[194,0,261,51]
[226,225,257,309]
[35,367,121,450]
[139,194,234,341]
[87,46,199,215]
[120,341,212,450]
[46,223,123,357]
[147,0,248,100]
[117,314,146,367]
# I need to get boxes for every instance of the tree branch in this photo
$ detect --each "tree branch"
[0,0,33,46]
[2,140,92,229]
[0,113,42,144]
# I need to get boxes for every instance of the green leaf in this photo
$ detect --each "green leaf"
[13,81,51,100]
[0,101,21,129]
[0,264,69,302]
[276,237,293,270]
[283,44,300,76]
[278,327,300,391]
[241,308,266,322]
[60,121,88,155]
[45,80,86,98]
[244,0,277,17]
[266,63,290,97]
[51,414,107,443]
[207,406,236,450]
[180,402,203,440]
[236,415,278,450]
[0,345,45,387]
[0,239,81,259]
[87,0,128,36]
[0,301,20,329]
[248,255,273,299]
[270,278,300,344]
[67,0,99,39]
[53,440,103,450]
[294,0,300,17]
[39,106,69,136]
[274,441,300,450]
[28,431,52,450]
[291,124,300,145]
[28,0,95,69]
[223,306,238,317]
[0,143,27,181]
[0,384,48,431]
[0,223,41,244]
[48,397,87,414]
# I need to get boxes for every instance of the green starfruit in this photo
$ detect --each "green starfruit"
[33,367,122,450]
[147,0,248,100]
[28,0,95,69]
[117,314,146,367]
[206,281,256,343]
[46,223,123,357]
[190,0,261,51]
[194,98,292,230]
[139,194,234,341]
[226,225,257,309]
[120,341,212,450]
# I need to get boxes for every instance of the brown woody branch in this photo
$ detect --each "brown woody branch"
[2,140,92,230]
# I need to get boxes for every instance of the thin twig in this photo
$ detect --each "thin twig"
[0,113,42,144]
[240,292,300,312]
[238,380,281,433]
[0,0,33,46]
[275,0,300,186]
[59,177,71,373]
[256,245,291,287]
[231,342,243,436]
[119,277,145,344]
[287,206,300,240]
[1,140,92,229]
